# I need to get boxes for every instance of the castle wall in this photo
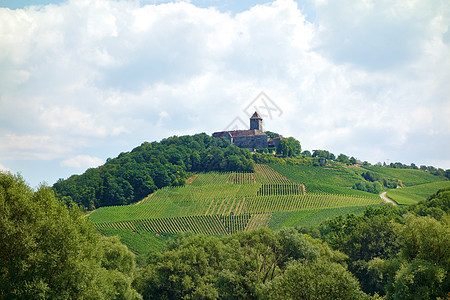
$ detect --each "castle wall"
[233,135,268,150]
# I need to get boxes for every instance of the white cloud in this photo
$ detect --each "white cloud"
[0,134,71,160]
[311,0,449,71]
[0,0,449,187]
[60,155,104,169]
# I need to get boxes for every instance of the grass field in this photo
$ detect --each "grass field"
[89,164,381,236]
[89,163,444,253]
[387,181,450,205]
[270,163,363,193]
[96,228,172,254]
[268,205,377,230]
[363,166,446,186]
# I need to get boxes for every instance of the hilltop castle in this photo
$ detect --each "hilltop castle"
[212,112,281,151]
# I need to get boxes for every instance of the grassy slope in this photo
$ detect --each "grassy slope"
[270,163,379,197]
[268,205,377,230]
[363,166,446,186]
[90,163,445,253]
[387,181,450,205]
[96,228,172,254]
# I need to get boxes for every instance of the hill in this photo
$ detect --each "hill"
[387,181,450,205]
[50,134,448,253]
[89,160,448,254]
[88,164,383,253]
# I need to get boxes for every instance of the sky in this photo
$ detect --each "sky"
[0,0,449,188]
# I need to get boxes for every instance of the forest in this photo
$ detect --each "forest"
[1,172,449,299]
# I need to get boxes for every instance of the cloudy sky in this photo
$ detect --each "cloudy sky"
[1,0,449,187]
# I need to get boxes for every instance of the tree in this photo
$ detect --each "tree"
[0,172,140,299]
[264,131,281,139]
[410,187,450,219]
[312,150,335,160]
[385,215,450,300]
[276,137,301,157]
[136,235,224,300]
[337,154,350,164]
[321,205,403,295]
[262,260,370,300]
[301,150,312,157]
[445,169,450,180]
[276,139,291,157]
[286,137,301,156]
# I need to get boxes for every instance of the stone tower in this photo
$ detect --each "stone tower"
[250,111,263,131]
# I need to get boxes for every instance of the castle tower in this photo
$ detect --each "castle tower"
[250,111,263,131]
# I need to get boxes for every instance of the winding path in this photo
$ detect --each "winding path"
[380,191,398,206]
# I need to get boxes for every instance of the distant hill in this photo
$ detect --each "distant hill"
[89,164,382,253]
[88,160,448,254]
[52,133,449,254]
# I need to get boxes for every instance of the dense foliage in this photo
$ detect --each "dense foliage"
[134,228,370,300]
[314,188,450,299]
[276,137,301,157]
[53,134,254,210]
[0,172,140,299]
[2,171,449,299]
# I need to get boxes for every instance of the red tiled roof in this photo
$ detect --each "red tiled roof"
[250,111,262,120]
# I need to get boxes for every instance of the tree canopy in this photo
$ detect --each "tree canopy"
[0,172,141,299]
[134,227,367,299]
[2,171,449,299]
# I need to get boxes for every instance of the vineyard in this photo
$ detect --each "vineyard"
[387,181,450,205]
[89,164,381,238]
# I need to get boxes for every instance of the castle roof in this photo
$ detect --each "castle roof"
[212,129,266,138]
[228,129,266,138]
[250,111,262,120]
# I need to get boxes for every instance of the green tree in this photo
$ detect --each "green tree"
[262,260,370,300]
[276,139,291,157]
[286,137,301,156]
[337,153,350,164]
[386,215,450,300]
[410,187,450,219]
[136,235,224,300]
[321,206,403,295]
[276,137,301,157]
[0,172,140,299]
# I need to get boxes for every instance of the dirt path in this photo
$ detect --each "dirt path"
[186,174,197,185]
[134,193,153,205]
[380,192,398,206]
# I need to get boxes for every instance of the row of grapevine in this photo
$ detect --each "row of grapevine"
[245,213,272,231]
[220,214,252,234]
[90,192,381,224]
[145,184,242,203]
[257,183,305,196]
[244,193,381,213]
[254,164,292,184]
[227,172,256,184]
[93,214,253,235]
[190,172,230,186]
[205,197,248,216]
